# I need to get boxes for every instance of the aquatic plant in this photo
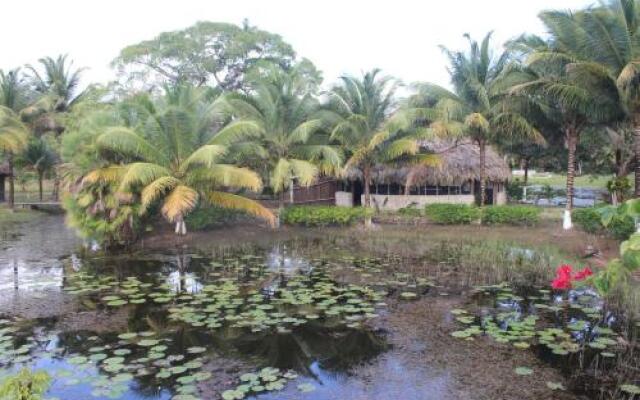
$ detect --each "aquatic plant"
[0,368,50,400]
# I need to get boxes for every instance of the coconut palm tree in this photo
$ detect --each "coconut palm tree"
[214,64,342,206]
[85,85,274,235]
[0,107,29,208]
[508,32,621,228]
[17,138,56,201]
[531,2,640,197]
[0,69,31,208]
[410,32,543,207]
[327,69,438,227]
[26,55,86,114]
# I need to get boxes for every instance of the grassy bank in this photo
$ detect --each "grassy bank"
[527,173,634,189]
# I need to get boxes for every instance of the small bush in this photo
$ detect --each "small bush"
[280,206,371,226]
[573,207,635,240]
[482,205,540,226]
[506,179,524,201]
[424,204,480,224]
[572,208,603,234]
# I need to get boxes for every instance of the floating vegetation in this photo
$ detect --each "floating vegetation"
[222,368,298,399]
[1,248,432,399]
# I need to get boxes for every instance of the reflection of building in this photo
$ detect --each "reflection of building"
[0,162,10,202]
[287,142,510,210]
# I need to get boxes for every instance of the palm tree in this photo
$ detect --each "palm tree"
[0,69,31,208]
[17,138,56,201]
[85,85,274,235]
[26,54,85,114]
[0,107,28,208]
[215,64,342,206]
[410,32,542,207]
[508,31,621,228]
[531,2,640,197]
[327,69,437,227]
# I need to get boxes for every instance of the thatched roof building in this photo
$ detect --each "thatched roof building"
[368,141,510,186]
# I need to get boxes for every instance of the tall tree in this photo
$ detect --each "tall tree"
[16,138,56,201]
[0,107,28,208]
[509,27,622,228]
[327,69,437,227]
[214,64,341,207]
[0,69,31,208]
[533,2,640,196]
[112,20,318,92]
[410,32,542,206]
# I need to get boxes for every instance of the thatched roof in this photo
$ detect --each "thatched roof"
[347,141,511,186]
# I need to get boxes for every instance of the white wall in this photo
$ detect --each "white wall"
[363,194,475,210]
[335,191,353,207]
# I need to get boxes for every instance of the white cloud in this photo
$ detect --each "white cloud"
[1,0,592,89]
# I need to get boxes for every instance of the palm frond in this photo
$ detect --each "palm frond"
[161,185,198,223]
[207,191,276,226]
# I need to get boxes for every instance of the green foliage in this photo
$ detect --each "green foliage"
[572,208,603,234]
[482,206,540,226]
[112,20,315,91]
[397,203,423,217]
[424,204,480,225]
[184,205,248,231]
[425,204,539,225]
[574,206,635,241]
[62,189,141,248]
[0,368,51,400]
[280,206,371,226]
[505,179,524,201]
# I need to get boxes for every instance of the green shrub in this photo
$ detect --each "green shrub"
[185,206,246,231]
[573,207,635,240]
[280,206,370,226]
[424,204,480,224]
[398,203,423,217]
[482,205,540,226]
[506,179,524,201]
[573,208,603,234]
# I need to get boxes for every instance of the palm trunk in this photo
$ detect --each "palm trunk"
[635,117,640,197]
[564,127,578,230]
[38,171,44,202]
[8,153,14,210]
[363,166,372,228]
[523,159,529,187]
[52,170,60,201]
[174,219,187,235]
[479,140,487,207]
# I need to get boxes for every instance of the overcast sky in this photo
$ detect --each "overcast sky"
[2,0,593,90]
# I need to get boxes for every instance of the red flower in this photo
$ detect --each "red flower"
[552,275,572,290]
[574,267,593,281]
[550,264,593,290]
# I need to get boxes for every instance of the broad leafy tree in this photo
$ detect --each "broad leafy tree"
[112,20,319,92]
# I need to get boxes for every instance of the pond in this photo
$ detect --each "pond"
[0,215,634,399]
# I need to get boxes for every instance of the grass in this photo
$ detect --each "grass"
[527,173,634,189]
[0,207,38,224]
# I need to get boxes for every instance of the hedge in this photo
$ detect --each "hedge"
[424,204,481,224]
[280,206,371,226]
[482,205,540,226]
[424,204,540,226]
